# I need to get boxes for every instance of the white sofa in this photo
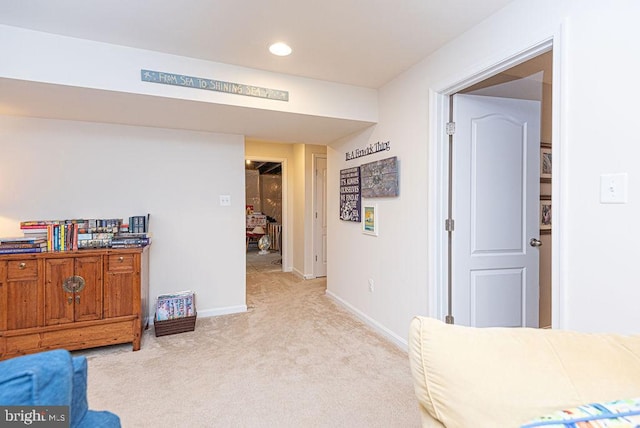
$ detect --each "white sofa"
[408,316,640,427]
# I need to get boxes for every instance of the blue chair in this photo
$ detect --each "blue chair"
[0,349,120,428]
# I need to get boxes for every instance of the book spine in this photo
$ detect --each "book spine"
[47,224,53,252]
[0,247,44,254]
[0,242,47,249]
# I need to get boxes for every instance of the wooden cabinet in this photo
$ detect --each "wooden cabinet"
[0,247,149,360]
[45,256,103,325]
[4,259,42,330]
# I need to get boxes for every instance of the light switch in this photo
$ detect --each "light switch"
[600,173,628,204]
[219,195,231,206]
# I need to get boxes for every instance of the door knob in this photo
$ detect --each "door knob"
[529,238,542,247]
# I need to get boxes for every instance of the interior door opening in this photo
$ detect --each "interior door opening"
[245,159,283,272]
[441,49,553,328]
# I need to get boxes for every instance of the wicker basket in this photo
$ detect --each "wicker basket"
[154,313,197,337]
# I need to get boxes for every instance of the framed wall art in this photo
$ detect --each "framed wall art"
[540,198,551,233]
[362,204,378,236]
[339,167,361,222]
[360,156,399,198]
[541,143,552,182]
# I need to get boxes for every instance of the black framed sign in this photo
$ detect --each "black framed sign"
[339,167,361,222]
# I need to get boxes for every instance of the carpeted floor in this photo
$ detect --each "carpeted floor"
[77,250,421,427]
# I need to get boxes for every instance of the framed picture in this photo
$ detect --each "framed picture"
[541,143,552,181]
[360,156,399,198]
[362,204,378,236]
[540,199,552,231]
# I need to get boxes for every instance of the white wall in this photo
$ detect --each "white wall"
[327,0,640,345]
[0,115,247,319]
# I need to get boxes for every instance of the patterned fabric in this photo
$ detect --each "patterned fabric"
[521,398,640,427]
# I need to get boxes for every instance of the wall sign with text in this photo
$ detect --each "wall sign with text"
[339,167,361,222]
[345,141,390,161]
[141,69,289,101]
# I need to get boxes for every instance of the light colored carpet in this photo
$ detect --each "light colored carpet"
[77,250,421,427]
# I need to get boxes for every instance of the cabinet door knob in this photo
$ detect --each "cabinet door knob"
[118,256,124,262]
[67,296,73,305]
[18,262,26,269]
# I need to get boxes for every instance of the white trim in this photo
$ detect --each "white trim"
[148,305,247,325]
[312,153,327,278]
[291,267,314,280]
[427,88,449,321]
[325,290,408,352]
[428,34,564,328]
[551,23,567,330]
[244,154,289,272]
[197,305,248,318]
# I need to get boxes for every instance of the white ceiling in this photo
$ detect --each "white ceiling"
[0,0,515,144]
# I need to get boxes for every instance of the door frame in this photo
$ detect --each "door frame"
[428,37,565,329]
[312,154,327,278]
[244,155,289,272]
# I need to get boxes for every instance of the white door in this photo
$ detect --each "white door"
[314,157,327,277]
[452,94,541,327]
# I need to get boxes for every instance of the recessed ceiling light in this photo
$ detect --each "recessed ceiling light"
[269,42,292,57]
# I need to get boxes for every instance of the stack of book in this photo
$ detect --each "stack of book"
[0,236,48,254]
[17,217,150,251]
[155,291,195,321]
[110,233,151,249]
[129,215,150,234]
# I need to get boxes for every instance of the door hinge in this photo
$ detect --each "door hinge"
[445,219,455,232]
[446,122,456,136]
[315,255,318,262]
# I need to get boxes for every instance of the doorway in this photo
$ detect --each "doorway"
[245,159,284,273]
[431,44,556,328]
[313,155,327,278]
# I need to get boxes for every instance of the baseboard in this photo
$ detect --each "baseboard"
[325,290,408,352]
[148,305,247,325]
[292,267,315,280]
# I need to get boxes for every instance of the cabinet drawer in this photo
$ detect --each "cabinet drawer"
[7,260,39,280]
[107,254,135,272]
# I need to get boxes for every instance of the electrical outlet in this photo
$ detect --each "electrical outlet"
[219,195,231,206]
[368,278,374,292]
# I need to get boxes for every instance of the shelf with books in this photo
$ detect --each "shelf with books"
[10,215,152,252]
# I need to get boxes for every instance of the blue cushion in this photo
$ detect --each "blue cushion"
[71,356,89,427]
[0,350,120,428]
[0,349,72,405]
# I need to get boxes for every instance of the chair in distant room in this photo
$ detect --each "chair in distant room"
[246,226,265,252]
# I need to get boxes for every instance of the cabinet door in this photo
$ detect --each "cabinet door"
[45,258,75,326]
[74,256,102,322]
[6,259,41,330]
[104,253,138,318]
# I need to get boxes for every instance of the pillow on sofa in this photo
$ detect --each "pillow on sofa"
[521,397,640,427]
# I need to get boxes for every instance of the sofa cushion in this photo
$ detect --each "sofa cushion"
[71,356,90,427]
[0,372,36,404]
[408,317,640,427]
[0,349,73,406]
[521,397,640,427]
